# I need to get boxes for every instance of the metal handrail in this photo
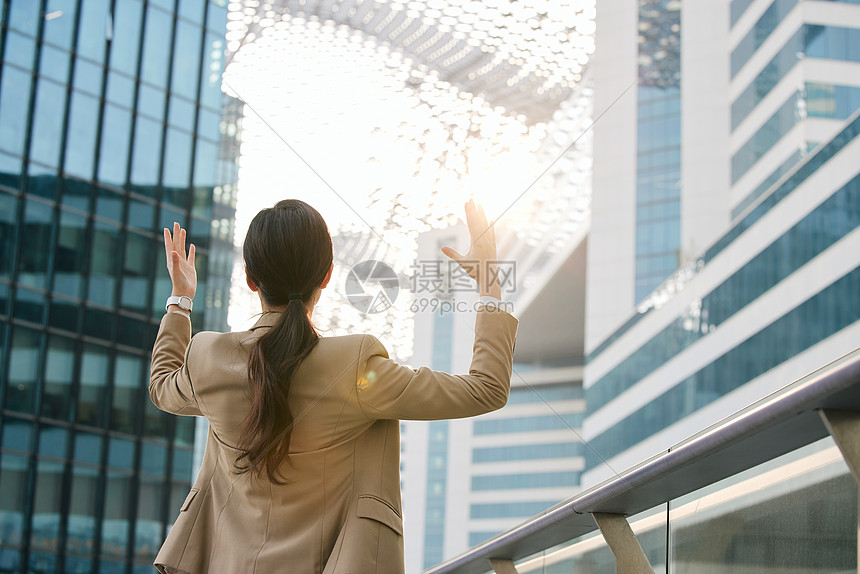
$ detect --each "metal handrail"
[426,347,860,574]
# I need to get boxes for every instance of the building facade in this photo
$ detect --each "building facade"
[0,1,237,572]
[569,0,860,568]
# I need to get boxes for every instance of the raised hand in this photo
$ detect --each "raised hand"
[163,222,197,300]
[441,199,501,299]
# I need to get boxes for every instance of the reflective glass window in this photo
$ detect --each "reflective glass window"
[44,0,78,49]
[171,19,202,100]
[168,95,196,132]
[101,472,131,557]
[171,447,192,481]
[130,115,164,187]
[140,441,166,476]
[108,437,135,470]
[105,70,136,109]
[0,192,18,279]
[109,0,144,75]
[3,29,37,70]
[199,32,224,110]
[14,286,45,323]
[18,197,53,290]
[473,413,583,434]
[128,196,155,230]
[73,58,104,98]
[179,0,205,22]
[87,221,119,307]
[94,186,122,222]
[140,6,174,89]
[175,416,194,448]
[0,151,21,189]
[138,83,167,122]
[73,431,103,465]
[1,416,33,452]
[30,460,64,551]
[98,105,133,186]
[77,344,109,426]
[163,128,193,188]
[0,454,29,546]
[29,78,67,169]
[66,465,99,556]
[470,500,559,520]
[39,44,72,83]
[471,471,580,490]
[77,0,110,64]
[61,177,91,211]
[121,231,153,312]
[55,208,87,298]
[38,425,69,459]
[0,66,32,156]
[473,442,582,463]
[84,305,114,340]
[206,1,228,34]
[7,1,40,36]
[48,296,81,332]
[111,353,143,433]
[197,106,220,142]
[192,139,217,188]
[64,91,101,180]
[42,335,76,420]
[143,396,169,439]
[135,477,164,558]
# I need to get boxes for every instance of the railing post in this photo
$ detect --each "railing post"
[819,409,860,574]
[488,558,519,574]
[592,512,653,574]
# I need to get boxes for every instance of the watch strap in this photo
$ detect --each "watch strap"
[165,295,193,312]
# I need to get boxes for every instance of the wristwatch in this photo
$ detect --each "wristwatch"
[165,295,193,313]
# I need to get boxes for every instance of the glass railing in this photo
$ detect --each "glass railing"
[425,346,860,574]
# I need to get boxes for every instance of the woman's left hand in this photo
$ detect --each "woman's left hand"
[163,222,197,299]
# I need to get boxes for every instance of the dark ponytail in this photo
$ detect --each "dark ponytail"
[234,200,333,484]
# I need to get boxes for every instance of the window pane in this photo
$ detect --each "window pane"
[42,334,75,420]
[192,139,217,188]
[43,0,78,49]
[168,95,196,132]
[171,19,202,100]
[111,353,143,433]
[0,66,32,156]
[179,0,205,22]
[101,472,131,557]
[5,326,42,414]
[38,425,68,458]
[18,197,53,290]
[98,104,132,186]
[73,431,103,465]
[140,441,166,476]
[73,57,103,97]
[0,454,29,546]
[0,192,18,279]
[77,344,109,426]
[140,6,173,89]
[87,221,119,308]
[163,127,193,189]
[128,197,155,230]
[96,186,124,221]
[130,115,163,187]
[105,70,135,109]
[38,44,71,84]
[199,32,224,110]
[138,83,166,122]
[8,1,40,35]
[66,464,99,556]
[121,231,152,312]
[54,208,88,298]
[3,29,37,71]
[31,460,64,551]
[108,437,135,470]
[64,91,101,180]
[77,0,109,64]
[135,477,164,558]
[109,0,144,75]
[29,78,67,169]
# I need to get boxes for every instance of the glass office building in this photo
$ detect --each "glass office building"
[0,0,238,572]
[584,0,860,486]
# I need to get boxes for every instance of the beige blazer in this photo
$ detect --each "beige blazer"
[149,307,518,574]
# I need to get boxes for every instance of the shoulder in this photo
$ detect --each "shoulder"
[317,333,389,359]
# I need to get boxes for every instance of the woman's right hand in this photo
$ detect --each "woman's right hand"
[441,199,502,299]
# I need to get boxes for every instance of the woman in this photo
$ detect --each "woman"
[150,199,517,573]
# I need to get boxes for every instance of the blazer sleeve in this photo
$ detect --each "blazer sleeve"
[355,307,518,420]
[149,312,202,416]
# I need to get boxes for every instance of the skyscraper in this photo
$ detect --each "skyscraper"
[584,0,860,490]
[0,1,238,572]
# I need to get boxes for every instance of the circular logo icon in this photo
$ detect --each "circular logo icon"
[345,260,399,314]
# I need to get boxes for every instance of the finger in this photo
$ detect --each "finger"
[188,243,196,267]
[441,246,463,262]
[464,200,480,240]
[176,223,187,259]
[164,228,173,265]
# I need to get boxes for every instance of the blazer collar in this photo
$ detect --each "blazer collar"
[249,312,283,331]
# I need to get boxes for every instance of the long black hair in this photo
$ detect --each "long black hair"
[234,199,333,484]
